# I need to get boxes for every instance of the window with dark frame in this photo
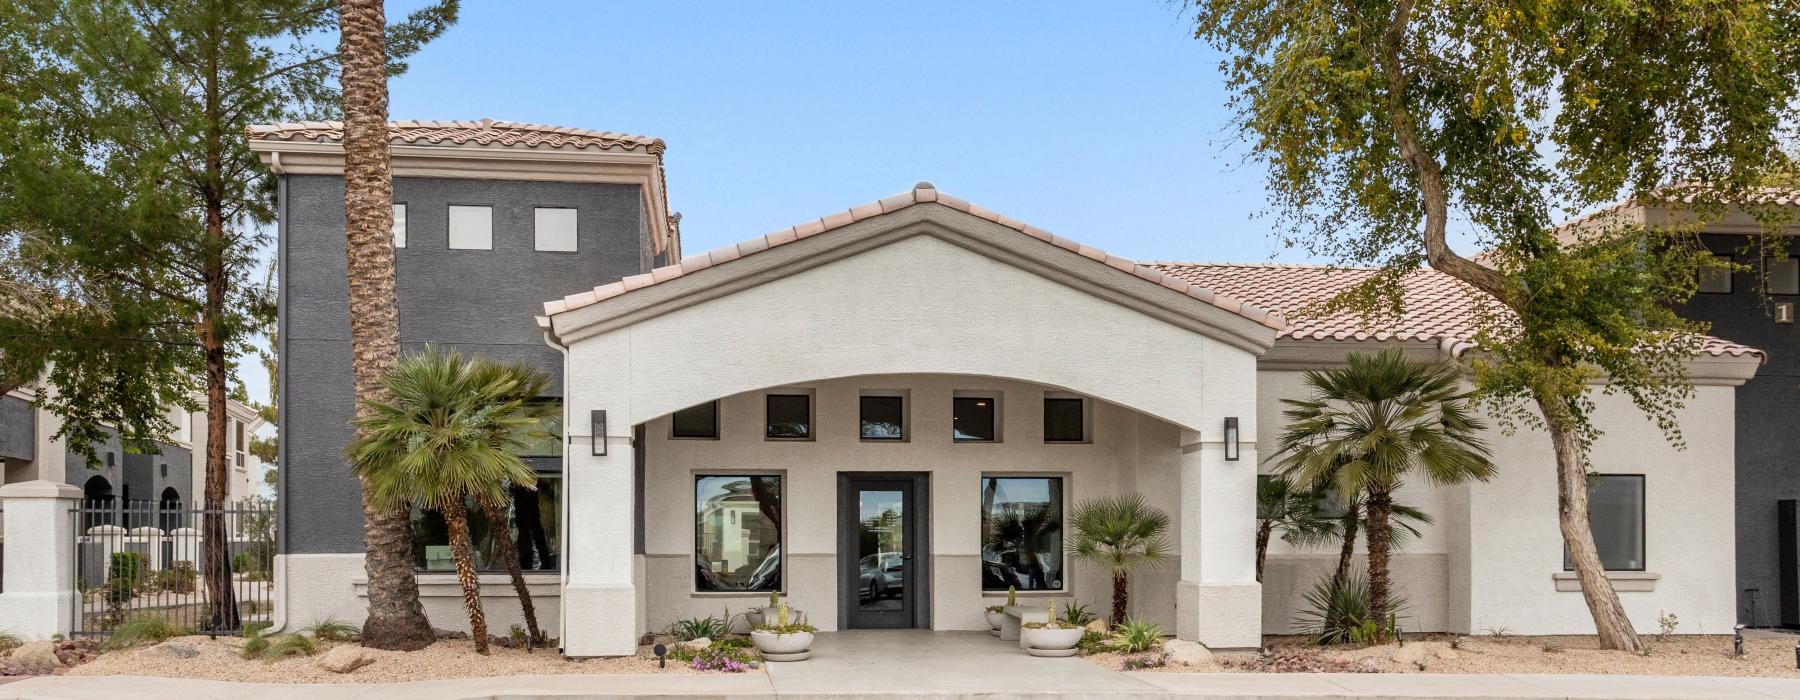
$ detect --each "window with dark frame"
[980,476,1064,591]
[511,398,563,457]
[1770,257,1800,295]
[1563,474,1646,572]
[953,396,997,442]
[860,395,904,440]
[412,475,562,572]
[1697,253,1734,294]
[694,474,783,591]
[671,401,719,439]
[1043,397,1085,443]
[765,394,811,439]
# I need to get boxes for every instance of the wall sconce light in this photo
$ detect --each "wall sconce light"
[1223,417,1240,461]
[590,410,608,456]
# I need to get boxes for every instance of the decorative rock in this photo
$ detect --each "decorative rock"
[678,637,712,651]
[1084,619,1109,634]
[314,645,377,674]
[1164,639,1214,666]
[8,643,65,675]
[150,641,198,659]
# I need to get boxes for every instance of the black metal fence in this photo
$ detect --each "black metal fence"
[69,500,275,638]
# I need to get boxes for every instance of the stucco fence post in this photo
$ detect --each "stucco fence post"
[0,480,83,640]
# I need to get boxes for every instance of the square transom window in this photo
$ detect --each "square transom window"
[535,207,578,252]
[671,401,719,439]
[1697,253,1733,294]
[766,394,812,439]
[1770,257,1799,295]
[860,395,904,440]
[448,205,493,250]
[953,396,997,442]
[1043,397,1084,443]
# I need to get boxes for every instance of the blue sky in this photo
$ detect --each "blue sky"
[383,0,1296,264]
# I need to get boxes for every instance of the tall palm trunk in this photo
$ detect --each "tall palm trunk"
[1541,395,1641,652]
[441,503,489,654]
[340,0,434,651]
[1255,522,1274,582]
[1333,503,1360,591]
[1362,490,1395,643]
[1109,572,1128,627]
[481,499,540,646]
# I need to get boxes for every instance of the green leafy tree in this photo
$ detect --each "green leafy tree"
[1190,0,1800,650]
[1273,350,1493,642]
[1066,493,1171,628]
[348,347,556,655]
[0,0,456,633]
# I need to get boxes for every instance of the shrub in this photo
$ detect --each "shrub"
[303,617,357,642]
[108,552,147,586]
[668,615,727,641]
[104,615,187,650]
[1110,617,1163,654]
[1061,601,1097,626]
[1291,573,1406,646]
[0,631,21,653]
[243,621,272,638]
[1120,650,1169,670]
[263,634,317,660]
[241,635,270,659]
[1078,630,1113,655]
[689,644,758,672]
[150,562,197,594]
[232,549,271,577]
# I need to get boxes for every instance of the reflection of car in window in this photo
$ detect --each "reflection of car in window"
[858,552,903,600]
[981,556,1025,591]
[745,543,781,591]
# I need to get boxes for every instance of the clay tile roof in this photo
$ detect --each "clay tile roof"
[542,183,1287,332]
[1146,262,1764,361]
[244,119,665,155]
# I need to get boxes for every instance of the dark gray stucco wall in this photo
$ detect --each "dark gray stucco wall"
[63,428,124,501]
[122,445,193,505]
[1678,234,1800,626]
[281,174,650,554]
[0,395,32,462]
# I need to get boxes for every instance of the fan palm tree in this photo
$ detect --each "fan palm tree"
[1273,349,1493,642]
[348,347,555,654]
[1254,475,1335,582]
[1067,493,1171,627]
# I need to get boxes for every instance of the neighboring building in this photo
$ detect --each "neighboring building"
[250,120,1768,655]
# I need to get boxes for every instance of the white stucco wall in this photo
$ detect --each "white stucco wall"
[1257,368,1739,637]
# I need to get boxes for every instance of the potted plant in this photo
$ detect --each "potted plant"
[758,590,783,624]
[750,604,817,661]
[985,586,1015,634]
[1020,600,1083,657]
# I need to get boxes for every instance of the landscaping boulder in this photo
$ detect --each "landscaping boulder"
[7,643,65,675]
[1084,619,1108,634]
[678,637,712,651]
[1164,639,1214,666]
[314,645,377,674]
[150,641,198,659]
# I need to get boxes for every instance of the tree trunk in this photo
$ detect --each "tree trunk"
[340,0,434,651]
[1255,522,1273,582]
[196,7,239,633]
[1540,394,1642,652]
[1110,571,1129,628]
[482,498,540,646]
[1333,504,1360,591]
[442,503,489,654]
[1362,490,1395,644]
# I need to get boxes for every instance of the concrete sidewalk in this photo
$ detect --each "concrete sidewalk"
[6,671,1800,699]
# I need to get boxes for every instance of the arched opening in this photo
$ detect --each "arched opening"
[159,487,183,531]
[82,475,114,529]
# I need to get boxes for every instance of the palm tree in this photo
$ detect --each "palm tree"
[1273,349,1493,642]
[1318,490,1432,593]
[348,348,554,654]
[337,0,437,651]
[1066,493,1171,627]
[1254,475,1335,582]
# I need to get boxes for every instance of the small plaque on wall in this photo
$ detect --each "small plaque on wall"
[1778,302,1794,324]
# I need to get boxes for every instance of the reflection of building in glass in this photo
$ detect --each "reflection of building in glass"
[695,476,782,589]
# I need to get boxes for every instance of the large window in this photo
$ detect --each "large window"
[1565,474,1645,572]
[980,476,1063,591]
[765,394,811,440]
[954,396,997,442]
[695,475,782,591]
[412,475,561,571]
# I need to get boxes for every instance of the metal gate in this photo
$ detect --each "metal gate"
[69,499,275,638]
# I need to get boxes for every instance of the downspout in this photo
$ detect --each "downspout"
[538,317,570,653]
[269,171,291,634]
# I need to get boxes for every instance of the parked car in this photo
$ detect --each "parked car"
[858,552,903,600]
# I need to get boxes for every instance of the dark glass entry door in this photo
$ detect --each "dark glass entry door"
[839,473,929,629]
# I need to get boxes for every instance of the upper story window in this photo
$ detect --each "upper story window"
[1770,257,1799,295]
[234,420,247,468]
[766,393,812,440]
[671,401,720,439]
[860,394,905,441]
[534,208,578,252]
[1043,397,1085,443]
[447,205,494,250]
[953,396,997,442]
[1565,474,1645,572]
[392,203,407,248]
[1697,253,1733,294]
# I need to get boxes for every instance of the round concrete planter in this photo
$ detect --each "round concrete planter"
[984,610,1005,631]
[751,630,815,661]
[1021,626,1083,657]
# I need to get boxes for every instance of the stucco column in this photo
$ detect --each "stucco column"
[560,431,638,657]
[1176,430,1261,648]
[0,480,83,640]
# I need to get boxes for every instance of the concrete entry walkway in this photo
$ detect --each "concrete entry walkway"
[764,630,1158,696]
